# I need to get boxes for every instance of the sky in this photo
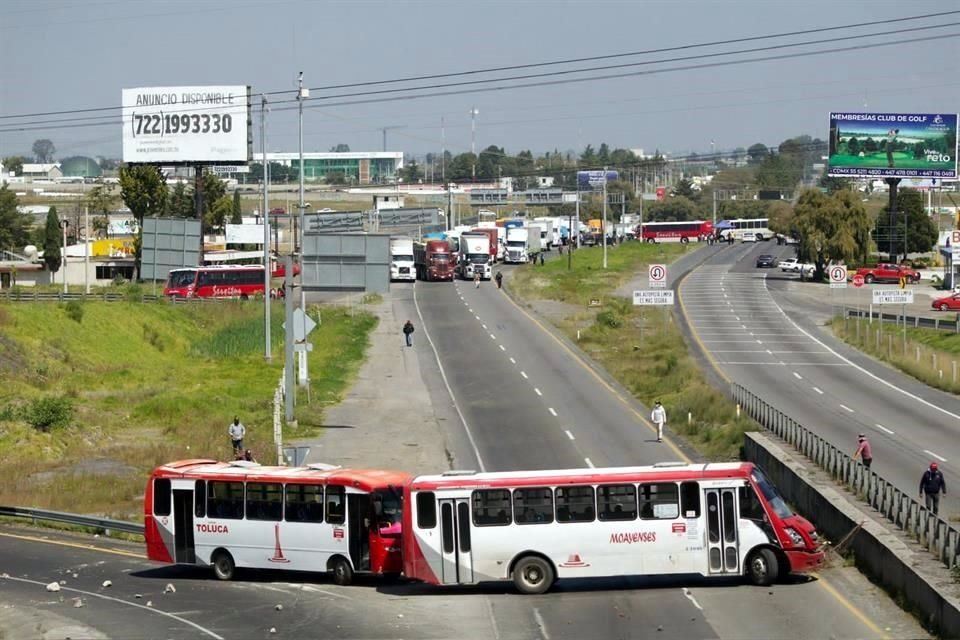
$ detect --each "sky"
[1,0,958,162]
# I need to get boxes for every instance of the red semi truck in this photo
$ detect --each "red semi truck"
[414,240,456,281]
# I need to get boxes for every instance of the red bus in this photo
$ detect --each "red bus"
[636,220,713,244]
[145,459,410,585]
[402,462,823,594]
[164,265,268,299]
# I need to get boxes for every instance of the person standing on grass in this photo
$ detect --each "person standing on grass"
[920,462,947,515]
[228,417,245,455]
[402,320,415,347]
[853,433,873,469]
[651,401,666,443]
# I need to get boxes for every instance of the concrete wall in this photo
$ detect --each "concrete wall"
[745,432,960,636]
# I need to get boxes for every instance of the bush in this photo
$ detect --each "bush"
[596,310,622,329]
[25,396,74,431]
[63,300,84,324]
[124,284,144,302]
[143,324,164,351]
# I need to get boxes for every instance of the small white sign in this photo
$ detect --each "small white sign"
[648,263,667,288]
[952,230,960,259]
[293,308,317,341]
[829,265,848,289]
[633,290,675,306]
[872,289,914,305]
[225,223,265,245]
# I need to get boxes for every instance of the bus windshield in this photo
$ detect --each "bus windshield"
[373,488,403,526]
[751,469,793,518]
[167,270,197,288]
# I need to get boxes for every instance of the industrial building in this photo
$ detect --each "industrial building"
[251,151,403,185]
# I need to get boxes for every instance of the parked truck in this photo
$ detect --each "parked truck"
[855,263,920,284]
[471,227,500,264]
[458,232,492,280]
[389,236,416,282]
[414,240,455,282]
[505,226,529,263]
[526,223,544,262]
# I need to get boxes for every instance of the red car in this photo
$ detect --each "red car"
[931,293,960,311]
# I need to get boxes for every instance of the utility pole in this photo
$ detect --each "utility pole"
[602,166,608,270]
[297,72,310,387]
[470,108,479,156]
[441,116,446,184]
[712,189,718,227]
[261,94,272,362]
[60,219,68,294]
[379,125,407,152]
[83,206,89,294]
[447,184,453,233]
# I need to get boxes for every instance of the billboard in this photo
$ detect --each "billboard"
[122,86,252,164]
[828,112,957,179]
[577,170,619,190]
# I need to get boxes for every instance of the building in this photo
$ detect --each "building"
[252,151,403,185]
[20,163,63,180]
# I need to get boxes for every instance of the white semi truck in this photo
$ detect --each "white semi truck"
[458,233,492,280]
[505,227,529,263]
[389,236,416,282]
[526,223,544,262]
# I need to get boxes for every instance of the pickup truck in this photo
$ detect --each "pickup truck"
[854,263,920,284]
[778,258,815,276]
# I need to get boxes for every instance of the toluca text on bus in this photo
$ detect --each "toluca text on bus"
[145,459,409,585]
[402,462,824,594]
[635,220,714,244]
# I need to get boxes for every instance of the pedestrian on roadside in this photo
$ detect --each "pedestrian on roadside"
[539,252,545,266]
[495,272,503,289]
[920,462,947,515]
[853,433,873,469]
[558,244,564,255]
[402,320,415,347]
[651,400,666,443]
[228,417,245,455]
[474,271,481,288]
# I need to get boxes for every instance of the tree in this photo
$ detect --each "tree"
[399,158,423,183]
[791,189,871,278]
[167,182,193,218]
[231,190,242,225]
[329,143,350,153]
[580,145,596,164]
[206,196,234,234]
[747,143,769,164]
[645,196,701,222]
[898,189,938,257]
[672,178,697,200]
[32,139,56,163]
[119,165,167,278]
[0,185,31,251]
[2,155,26,176]
[85,184,117,216]
[818,173,850,194]
[43,207,62,274]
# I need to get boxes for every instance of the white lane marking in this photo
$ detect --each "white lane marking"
[683,587,704,611]
[499,344,506,351]
[548,407,558,417]
[479,318,484,324]
[875,423,895,435]
[534,608,551,640]
[468,308,473,313]
[925,450,948,462]
[509,357,516,364]
[486,598,502,640]
[840,404,854,413]
[813,387,824,394]
[565,430,575,440]
[770,295,960,425]
[414,282,487,471]
[534,388,543,396]
[793,372,803,380]
[521,371,528,379]
[584,458,595,468]
[1,575,224,640]
[490,333,496,340]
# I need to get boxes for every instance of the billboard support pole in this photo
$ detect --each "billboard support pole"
[195,164,205,265]
[261,94,272,363]
[602,166,608,270]
[886,178,901,262]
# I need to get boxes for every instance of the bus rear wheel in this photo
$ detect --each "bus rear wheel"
[330,556,354,586]
[747,548,778,586]
[212,550,236,581]
[513,555,554,594]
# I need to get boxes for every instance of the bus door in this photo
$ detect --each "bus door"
[347,493,371,571]
[705,488,739,575]
[438,498,473,585]
[172,489,196,564]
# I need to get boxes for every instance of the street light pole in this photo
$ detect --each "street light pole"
[60,219,68,294]
[470,108,479,156]
[261,94,272,363]
[602,166,608,270]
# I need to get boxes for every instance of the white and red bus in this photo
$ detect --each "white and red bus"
[163,265,269,299]
[145,459,410,585]
[636,220,713,243]
[402,462,824,594]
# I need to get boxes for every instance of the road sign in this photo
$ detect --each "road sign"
[852,274,865,288]
[648,264,667,288]
[283,308,318,341]
[293,342,314,353]
[829,265,848,289]
[952,230,960,259]
[872,289,914,305]
[633,290,675,306]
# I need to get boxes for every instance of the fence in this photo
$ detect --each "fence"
[846,307,960,334]
[732,383,960,571]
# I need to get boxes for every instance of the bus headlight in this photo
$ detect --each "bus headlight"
[784,527,804,547]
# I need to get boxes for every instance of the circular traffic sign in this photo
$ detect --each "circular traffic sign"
[852,274,865,288]
[829,265,847,283]
[648,264,666,282]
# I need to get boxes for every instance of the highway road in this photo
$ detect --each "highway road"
[680,241,960,517]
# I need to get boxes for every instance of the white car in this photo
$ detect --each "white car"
[779,258,802,272]
[742,232,757,242]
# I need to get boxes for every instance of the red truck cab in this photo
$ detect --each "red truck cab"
[414,240,455,282]
[854,263,920,284]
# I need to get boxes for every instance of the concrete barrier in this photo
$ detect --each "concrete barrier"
[745,432,960,636]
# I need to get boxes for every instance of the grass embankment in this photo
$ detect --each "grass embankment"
[0,299,376,520]
[830,316,960,394]
[509,242,756,460]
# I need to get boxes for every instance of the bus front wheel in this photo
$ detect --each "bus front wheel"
[330,556,354,586]
[747,548,778,586]
[512,555,554,594]
[212,550,236,581]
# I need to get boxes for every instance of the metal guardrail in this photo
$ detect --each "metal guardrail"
[732,383,960,570]
[845,307,960,334]
[0,291,162,303]
[0,505,144,536]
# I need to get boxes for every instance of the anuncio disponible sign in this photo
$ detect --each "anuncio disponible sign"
[122,85,252,164]
[828,112,958,179]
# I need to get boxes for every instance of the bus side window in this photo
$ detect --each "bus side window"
[513,487,553,525]
[326,486,346,525]
[738,485,765,521]
[639,482,679,519]
[556,486,595,522]
[195,480,206,518]
[247,482,282,521]
[416,492,437,529]
[598,484,636,521]
[680,481,701,518]
[208,481,244,520]
[471,489,511,526]
[285,483,324,523]
[153,478,171,517]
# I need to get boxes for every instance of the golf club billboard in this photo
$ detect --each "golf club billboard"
[828,112,957,179]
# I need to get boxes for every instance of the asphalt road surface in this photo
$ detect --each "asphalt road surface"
[680,240,960,517]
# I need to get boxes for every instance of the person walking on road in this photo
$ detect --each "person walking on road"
[228,417,245,455]
[402,320,415,347]
[474,271,481,288]
[495,272,503,289]
[853,433,873,469]
[651,400,666,443]
[920,462,947,515]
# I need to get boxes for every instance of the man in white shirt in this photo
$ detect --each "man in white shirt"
[651,401,666,443]
[228,417,246,455]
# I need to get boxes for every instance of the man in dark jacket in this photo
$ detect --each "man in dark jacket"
[402,320,415,347]
[920,462,947,515]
